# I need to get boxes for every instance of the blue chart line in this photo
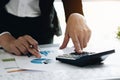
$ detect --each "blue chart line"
[40,51,51,56]
[31,50,54,64]
[31,58,52,64]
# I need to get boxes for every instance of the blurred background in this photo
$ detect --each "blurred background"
[53,0,120,48]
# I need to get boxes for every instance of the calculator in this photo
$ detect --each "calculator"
[56,49,115,67]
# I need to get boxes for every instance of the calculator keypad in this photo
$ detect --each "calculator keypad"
[57,52,94,60]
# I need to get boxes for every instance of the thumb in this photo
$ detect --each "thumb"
[60,35,70,49]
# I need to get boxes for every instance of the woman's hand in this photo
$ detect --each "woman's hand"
[0,33,41,58]
[60,13,91,53]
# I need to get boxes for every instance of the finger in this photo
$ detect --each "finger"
[23,35,38,51]
[28,48,41,58]
[78,31,85,50]
[60,35,70,49]
[10,46,21,56]
[83,27,91,48]
[86,28,91,43]
[80,29,88,48]
[21,41,40,57]
[15,42,26,54]
[16,44,27,55]
[15,38,29,54]
[71,34,82,53]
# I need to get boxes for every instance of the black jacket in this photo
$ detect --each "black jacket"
[0,0,83,44]
[0,0,62,36]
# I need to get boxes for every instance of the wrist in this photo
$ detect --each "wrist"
[0,32,15,47]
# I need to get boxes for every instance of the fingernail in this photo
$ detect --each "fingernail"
[37,54,41,58]
[59,46,62,49]
[59,45,65,49]
[76,49,82,53]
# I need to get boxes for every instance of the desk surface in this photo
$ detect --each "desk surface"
[0,42,120,80]
[1,1,120,80]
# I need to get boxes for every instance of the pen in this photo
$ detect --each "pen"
[26,45,34,57]
[0,47,3,49]
[26,52,32,57]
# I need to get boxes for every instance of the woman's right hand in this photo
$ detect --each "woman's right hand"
[0,32,41,58]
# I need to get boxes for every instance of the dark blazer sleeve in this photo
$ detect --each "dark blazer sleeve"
[39,0,62,36]
[0,0,9,33]
[62,0,84,22]
[0,0,9,10]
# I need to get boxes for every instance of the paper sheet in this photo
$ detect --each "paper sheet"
[0,50,20,75]
[1,44,120,80]
[15,44,78,71]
